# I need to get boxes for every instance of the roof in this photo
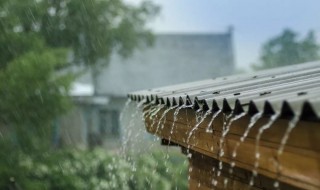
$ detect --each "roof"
[128,61,320,121]
[96,32,234,96]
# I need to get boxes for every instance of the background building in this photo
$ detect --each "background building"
[61,29,235,148]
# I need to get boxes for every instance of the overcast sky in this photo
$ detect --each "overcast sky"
[126,0,320,71]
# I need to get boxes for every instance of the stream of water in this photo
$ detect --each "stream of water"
[120,99,147,155]
[206,110,221,133]
[120,96,304,189]
[186,109,212,144]
[250,113,280,186]
[273,115,300,189]
[223,112,261,187]
[154,105,179,135]
[213,112,246,187]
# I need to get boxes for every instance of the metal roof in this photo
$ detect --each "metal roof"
[128,61,320,121]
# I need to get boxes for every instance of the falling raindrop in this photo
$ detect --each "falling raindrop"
[168,104,193,143]
[229,112,262,178]
[154,105,178,135]
[250,113,279,185]
[141,101,153,119]
[274,181,280,188]
[119,99,132,121]
[277,115,299,155]
[273,115,300,189]
[217,111,246,185]
[206,109,221,133]
[148,104,166,130]
[224,178,228,188]
[120,99,147,155]
[186,109,212,144]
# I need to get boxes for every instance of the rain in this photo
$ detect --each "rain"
[0,0,320,190]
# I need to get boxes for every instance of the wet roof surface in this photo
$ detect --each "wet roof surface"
[128,61,320,121]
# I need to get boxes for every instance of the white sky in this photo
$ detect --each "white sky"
[126,0,320,71]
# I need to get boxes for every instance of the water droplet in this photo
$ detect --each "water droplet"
[224,178,228,186]
[274,181,279,188]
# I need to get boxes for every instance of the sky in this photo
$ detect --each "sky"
[126,0,320,71]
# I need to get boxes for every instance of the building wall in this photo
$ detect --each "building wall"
[58,105,88,148]
[58,100,125,150]
[96,33,235,96]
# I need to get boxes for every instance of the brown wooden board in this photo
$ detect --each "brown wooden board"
[188,150,300,190]
[144,107,320,190]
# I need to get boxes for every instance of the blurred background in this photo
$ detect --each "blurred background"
[0,0,319,189]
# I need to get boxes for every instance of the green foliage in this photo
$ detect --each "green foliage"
[0,33,45,68]
[0,147,188,190]
[253,29,320,70]
[0,1,164,189]
[128,150,188,190]
[0,0,159,145]
[43,0,159,63]
[0,48,74,151]
[1,0,160,66]
[0,49,73,126]
[0,0,159,147]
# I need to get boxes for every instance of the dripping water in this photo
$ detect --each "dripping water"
[195,108,204,123]
[152,104,184,175]
[168,104,193,143]
[278,115,300,156]
[228,112,262,186]
[159,105,180,173]
[150,103,193,176]
[149,104,164,120]
[139,101,155,130]
[119,99,132,122]
[216,112,246,187]
[142,101,156,119]
[143,104,166,154]
[205,110,221,133]
[186,109,212,144]
[144,104,168,152]
[154,105,179,135]
[119,99,134,155]
[206,110,222,188]
[185,108,213,161]
[273,115,300,189]
[216,112,234,178]
[250,113,279,186]
[148,104,166,131]
[120,99,147,155]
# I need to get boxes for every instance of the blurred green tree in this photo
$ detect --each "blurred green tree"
[0,49,74,150]
[0,0,159,90]
[1,0,159,66]
[0,0,159,138]
[252,29,320,70]
[0,148,188,190]
[0,1,182,189]
[0,0,160,158]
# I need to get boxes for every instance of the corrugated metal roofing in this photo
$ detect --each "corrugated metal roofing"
[128,61,320,121]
